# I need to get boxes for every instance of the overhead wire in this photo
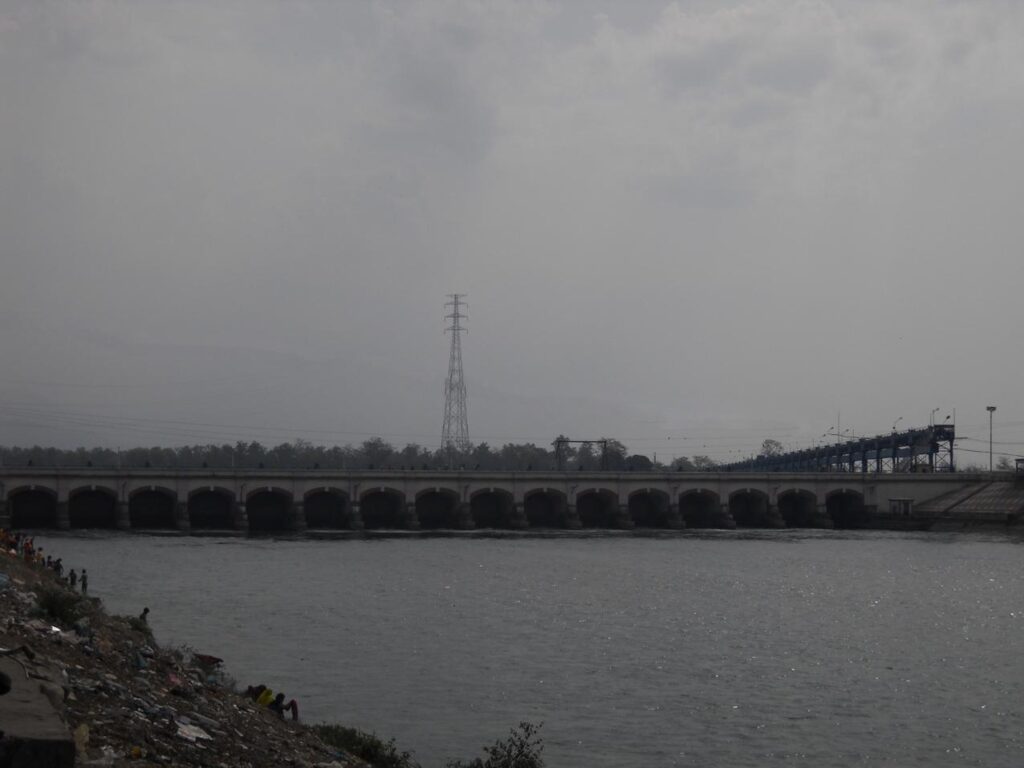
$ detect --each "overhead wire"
[1,399,1021,460]
[0,402,831,448]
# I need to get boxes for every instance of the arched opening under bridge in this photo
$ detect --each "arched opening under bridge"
[827,490,867,529]
[69,488,117,529]
[729,489,773,528]
[577,489,618,528]
[524,490,566,528]
[777,490,818,528]
[189,489,235,530]
[471,489,515,529]
[304,490,350,529]
[679,490,721,528]
[129,489,177,529]
[629,490,671,528]
[9,488,57,529]
[247,489,292,532]
[416,489,460,529]
[361,490,404,530]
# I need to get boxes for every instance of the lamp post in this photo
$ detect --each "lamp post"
[986,406,996,471]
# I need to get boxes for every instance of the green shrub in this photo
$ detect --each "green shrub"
[313,721,544,768]
[126,616,154,639]
[313,723,419,768]
[34,586,86,625]
[446,722,544,768]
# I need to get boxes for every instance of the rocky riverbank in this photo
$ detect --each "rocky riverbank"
[0,552,365,767]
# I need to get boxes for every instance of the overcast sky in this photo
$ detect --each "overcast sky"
[1,0,1022,465]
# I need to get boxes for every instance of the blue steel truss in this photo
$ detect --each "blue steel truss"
[721,425,956,473]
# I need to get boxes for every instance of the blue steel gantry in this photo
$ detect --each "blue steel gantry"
[721,425,956,473]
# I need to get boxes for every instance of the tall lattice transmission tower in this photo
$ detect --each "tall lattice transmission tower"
[441,294,470,452]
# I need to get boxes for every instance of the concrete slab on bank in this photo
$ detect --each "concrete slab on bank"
[0,657,74,768]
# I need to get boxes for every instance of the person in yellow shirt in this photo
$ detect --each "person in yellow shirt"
[256,687,275,707]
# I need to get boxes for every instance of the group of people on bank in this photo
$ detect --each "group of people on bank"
[246,684,300,721]
[0,529,88,593]
[2,527,304,725]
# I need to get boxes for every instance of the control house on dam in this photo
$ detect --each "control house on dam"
[0,467,1006,533]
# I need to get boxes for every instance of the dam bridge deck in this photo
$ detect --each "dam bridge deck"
[1,467,1015,533]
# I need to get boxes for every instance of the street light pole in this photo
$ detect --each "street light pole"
[986,406,996,471]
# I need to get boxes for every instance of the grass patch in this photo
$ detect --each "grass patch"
[126,615,155,640]
[446,722,545,768]
[313,724,419,768]
[34,585,87,625]
[313,721,545,768]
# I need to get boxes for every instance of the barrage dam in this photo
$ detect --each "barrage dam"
[2,467,1022,533]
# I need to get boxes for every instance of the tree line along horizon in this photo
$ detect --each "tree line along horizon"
[0,436,722,472]
[1,437,1009,472]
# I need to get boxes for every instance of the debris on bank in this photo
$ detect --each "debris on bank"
[0,552,364,767]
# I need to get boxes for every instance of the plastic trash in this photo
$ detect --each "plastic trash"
[73,723,90,754]
[176,722,212,742]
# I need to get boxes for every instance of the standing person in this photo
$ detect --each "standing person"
[54,558,63,578]
[68,570,78,588]
[80,569,88,594]
[139,608,149,624]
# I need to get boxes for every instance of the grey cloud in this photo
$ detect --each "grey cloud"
[656,39,746,94]
[745,44,834,93]
[726,96,791,128]
[642,156,753,210]
[2,1,1024,462]
[377,52,496,164]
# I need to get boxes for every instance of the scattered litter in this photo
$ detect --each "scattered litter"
[79,745,118,767]
[0,553,362,767]
[190,710,219,729]
[25,618,62,634]
[73,723,90,754]
[176,722,213,742]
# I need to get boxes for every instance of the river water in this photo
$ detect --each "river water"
[33,530,1024,767]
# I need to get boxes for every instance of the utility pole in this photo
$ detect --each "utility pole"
[987,406,996,471]
[441,294,470,454]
